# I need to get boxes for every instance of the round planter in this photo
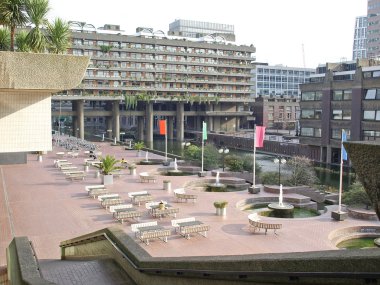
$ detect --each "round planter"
[216,208,227,216]
[129,168,136,175]
[84,165,89,172]
[102,174,113,185]
[37,155,43,162]
[163,181,171,191]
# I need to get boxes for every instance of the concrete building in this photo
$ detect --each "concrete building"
[252,95,299,130]
[352,16,367,60]
[52,23,255,144]
[367,0,380,58]
[251,64,315,98]
[299,59,380,164]
[168,19,235,42]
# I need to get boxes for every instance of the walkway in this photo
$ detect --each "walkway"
[0,142,378,266]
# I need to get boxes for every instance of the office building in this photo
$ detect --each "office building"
[367,0,380,58]
[251,64,315,98]
[299,59,380,164]
[52,23,255,143]
[168,19,235,42]
[352,16,367,60]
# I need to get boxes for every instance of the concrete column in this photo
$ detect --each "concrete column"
[168,116,174,140]
[196,116,201,132]
[112,101,120,141]
[77,100,84,140]
[145,102,154,145]
[326,145,332,164]
[176,102,184,142]
[137,116,144,141]
[106,117,112,139]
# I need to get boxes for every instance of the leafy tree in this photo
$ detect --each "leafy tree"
[25,0,49,52]
[260,171,280,185]
[286,156,318,186]
[183,144,219,169]
[0,0,28,51]
[15,30,29,51]
[184,144,201,161]
[133,141,145,152]
[0,28,11,50]
[99,44,112,54]
[97,155,121,175]
[343,181,372,210]
[225,154,244,171]
[46,17,71,54]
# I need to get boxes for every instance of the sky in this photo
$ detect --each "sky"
[48,0,367,69]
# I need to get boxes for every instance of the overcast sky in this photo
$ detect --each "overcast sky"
[48,0,367,68]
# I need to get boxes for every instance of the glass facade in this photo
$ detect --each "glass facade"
[352,16,367,60]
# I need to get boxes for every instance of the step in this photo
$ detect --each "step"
[39,258,136,285]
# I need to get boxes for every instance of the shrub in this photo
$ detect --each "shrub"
[343,181,372,209]
[213,201,228,208]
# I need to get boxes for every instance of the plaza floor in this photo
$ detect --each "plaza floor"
[0,142,379,266]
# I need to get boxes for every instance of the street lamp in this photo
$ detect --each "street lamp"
[274,156,286,185]
[218,147,229,172]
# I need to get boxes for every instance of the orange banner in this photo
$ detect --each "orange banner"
[159,120,166,135]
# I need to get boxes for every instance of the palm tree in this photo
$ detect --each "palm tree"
[15,30,29,51]
[46,18,71,54]
[0,28,11,50]
[0,0,28,51]
[25,0,49,53]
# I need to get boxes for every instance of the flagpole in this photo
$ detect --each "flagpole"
[338,129,344,212]
[253,126,256,188]
[201,121,205,173]
[165,119,168,162]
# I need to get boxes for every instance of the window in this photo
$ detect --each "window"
[301,127,313,136]
[301,109,314,119]
[301,91,322,101]
[364,110,376,120]
[332,110,342,120]
[365,89,378,99]
[332,129,351,140]
[333,90,352,100]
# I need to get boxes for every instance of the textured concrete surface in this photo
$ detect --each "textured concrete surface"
[0,141,379,267]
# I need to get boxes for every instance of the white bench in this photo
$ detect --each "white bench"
[131,221,158,237]
[109,204,133,213]
[88,188,109,199]
[85,185,106,192]
[101,198,124,209]
[180,224,210,240]
[174,188,197,203]
[139,229,171,245]
[145,201,167,210]
[66,173,85,181]
[128,191,148,201]
[139,172,156,183]
[115,210,143,224]
[54,159,68,167]
[98,194,119,201]
[171,217,196,232]
[151,207,179,220]
[248,214,282,235]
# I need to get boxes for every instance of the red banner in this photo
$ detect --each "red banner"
[159,120,166,135]
[255,126,266,148]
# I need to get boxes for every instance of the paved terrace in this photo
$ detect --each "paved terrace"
[0,142,379,266]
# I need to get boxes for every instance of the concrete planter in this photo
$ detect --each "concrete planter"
[102,174,113,185]
[37,154,43,162]
[129,168,136,175]
[331,210,348,221]
[216,208,227,216]
[249,186,260,194]
[163,181,171,191]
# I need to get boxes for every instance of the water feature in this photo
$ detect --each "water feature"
[145,151,149,162]
[337,237,378,249]
[207,171,227,192]
[174,158,178,171]
[167,158,184,175]
[267,184,294,218]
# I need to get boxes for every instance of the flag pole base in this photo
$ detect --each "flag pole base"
[198,171,206,177]
[249,186,261,194]
[331,210,348,221]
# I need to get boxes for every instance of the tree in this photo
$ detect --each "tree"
[46,17,71,54]
[286,156,318,186]
[25,0,49,53]
[99,44,112,55]
[15,30,29,51]
[0,0,28,51]
[183,144,219,169]
[343,181,372,210]
[0,28,11,50]
[97,155,121,175]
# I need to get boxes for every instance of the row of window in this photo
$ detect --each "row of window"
[301,89,380,101]
[301,128,351,139]
[256,69,313,76]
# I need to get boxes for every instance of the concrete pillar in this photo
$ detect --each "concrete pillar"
[145,102,153,145]
[176,102,184,142]
[112,101,120,141]
[77,100,84,140]
[168,116,174,140]
[137,116,144,141]
[326,145,332,164]
[106,117,112,139]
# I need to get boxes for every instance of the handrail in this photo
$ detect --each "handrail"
[61,231,380,282]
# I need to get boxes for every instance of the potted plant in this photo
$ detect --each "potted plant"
[97,155,122,185]
[214,201,228,216]
[134,141,145,157]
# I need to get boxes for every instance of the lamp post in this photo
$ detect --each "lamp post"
[218,147,229,172]
[274,156,286,185]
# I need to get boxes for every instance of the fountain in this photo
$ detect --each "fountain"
[145,151,149,162]
[174,158,178,171]
[207,171,227,192]
[267,184,294,218]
